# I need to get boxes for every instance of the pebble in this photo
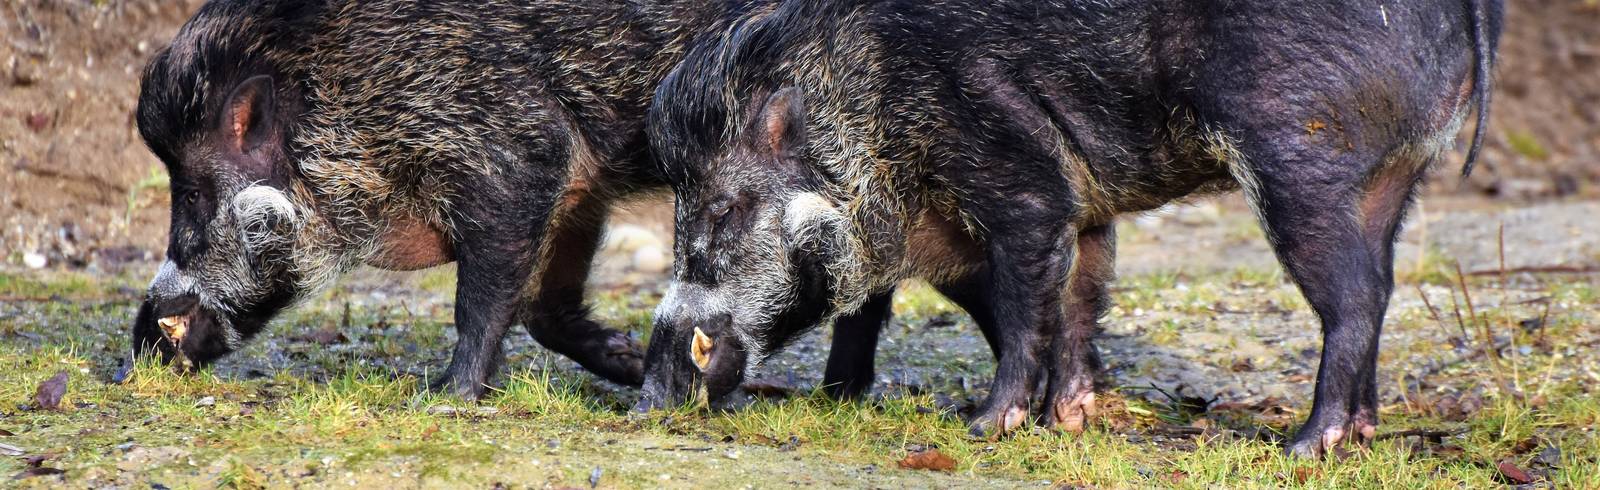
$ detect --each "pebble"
[22,252,47,269]
[0,442,25,456]
[632,245,668,273]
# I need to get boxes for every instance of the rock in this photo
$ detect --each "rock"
[601,224,662,254]
[426,405,458,416]
[117,446,190,472]
[22,252,47,269]
[0,443,24,456]
[630,245,668,273]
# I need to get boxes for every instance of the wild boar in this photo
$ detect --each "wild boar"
[638,0,1500,459]
[121,0,764,399]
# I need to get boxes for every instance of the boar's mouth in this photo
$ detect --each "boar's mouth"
[116,299,237,383]
[157,315,190,350]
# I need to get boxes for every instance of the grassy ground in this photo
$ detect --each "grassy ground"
[0,260,1596,488]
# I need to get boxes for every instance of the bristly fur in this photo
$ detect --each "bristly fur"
[645,0,1503,451]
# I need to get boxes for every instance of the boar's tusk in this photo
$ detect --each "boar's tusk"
[691,327,714,371]
[157,316,189,345]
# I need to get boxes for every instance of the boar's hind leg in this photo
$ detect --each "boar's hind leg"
[821,291,894,400]
[1229,136,1417,458]
[436,235,529,400]
[1347,161,1429,446]
[819,278,1012,401]
[1041,223,1115,433]
[522,195,645,387]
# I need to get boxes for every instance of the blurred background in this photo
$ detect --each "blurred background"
[1,0,1596,274]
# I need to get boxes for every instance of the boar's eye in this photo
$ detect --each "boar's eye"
[710,194,751,240]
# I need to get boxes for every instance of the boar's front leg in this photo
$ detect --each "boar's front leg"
[1040,222,1114,433]
[521,193,645,386]
[966,213,1076,437]
[433,167,557,400]
[821,291,895,399]
[822,273,1017,401]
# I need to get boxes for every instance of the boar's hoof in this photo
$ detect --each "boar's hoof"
[1287,423,1375,459]
[967,405,1029,438]
[1047,391,1097,434]
[1285,427,1343,459]
[428,375,488,402]
[1358,423,1378,444]
[586,331,645,387]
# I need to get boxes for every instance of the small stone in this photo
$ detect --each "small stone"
[0,443,25,456]
[426,405,458,416]
[602,224,662,254]
[22,253,47,269]
[631,245,668,273]
[195,396,215,407]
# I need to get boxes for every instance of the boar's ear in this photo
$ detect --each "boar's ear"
[758,87,806,157]
[220,75,279,156]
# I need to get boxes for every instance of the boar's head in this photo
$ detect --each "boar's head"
[637,87,860,409]
[119,23,340,379]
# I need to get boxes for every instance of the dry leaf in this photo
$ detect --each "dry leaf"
[1293,467,1321,483]
[898,449,956,472]
[11,467,64,480]
[34,371,68,411]
[1497,459,1535,484]
[23,454,51,467]
[1512,436,1542,455]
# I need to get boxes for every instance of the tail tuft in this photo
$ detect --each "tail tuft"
[1460,0,1494,178]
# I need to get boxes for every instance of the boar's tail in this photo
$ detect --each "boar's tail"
[1460,0,1495,178]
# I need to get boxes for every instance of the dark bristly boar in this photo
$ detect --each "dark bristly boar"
[638,0,1501,458]
[120,0,763,399]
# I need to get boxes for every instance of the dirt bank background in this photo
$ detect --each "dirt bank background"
[2,0,1598,269]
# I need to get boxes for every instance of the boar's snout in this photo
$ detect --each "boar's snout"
[119,263,238,382]
[637,290,747,412]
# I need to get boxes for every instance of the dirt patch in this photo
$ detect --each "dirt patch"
[1,0,205,267]
[1462,0,1600,199]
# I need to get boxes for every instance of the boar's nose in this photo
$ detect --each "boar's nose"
[150,292,201,319]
